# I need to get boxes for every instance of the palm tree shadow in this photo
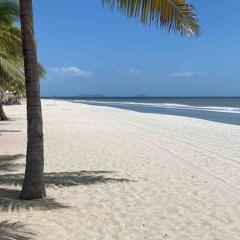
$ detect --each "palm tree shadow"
[0,220,36,240]
[0,158,133,212]
[0,154,68,212]
[0,129,22,137]
[0,188,69,212]
[0,130,22,133]
[0,154,25,173]
[47,170,132,187]
[0,171,132,188]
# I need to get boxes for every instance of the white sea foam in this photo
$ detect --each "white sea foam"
[74,100,240,114]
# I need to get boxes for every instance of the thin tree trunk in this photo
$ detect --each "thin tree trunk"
[19,0,46,199]
[0,87,7,121]
[0,103,7,121]
[16,92,21,104]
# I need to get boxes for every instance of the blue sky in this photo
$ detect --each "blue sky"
[34,1,240,97]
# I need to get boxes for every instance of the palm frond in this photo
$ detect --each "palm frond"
[0,26,22,58]
[0,220,35,240]
[0,1,26,94]
[0,53,24,82]
[0,0,19,26]
[102,0,200,36]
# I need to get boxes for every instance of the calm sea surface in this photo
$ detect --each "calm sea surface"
[42,97,240,126]
[49,97,240,108]
[43,97,240,125]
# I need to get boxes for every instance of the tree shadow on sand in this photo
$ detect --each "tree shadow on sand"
[0,129,22,137]
[0,171,132,212]
[0,220,36,240]
[0,155,133,239]
[0,155,133,213]
[0,188,69,212]
[0,130,22,133]
[0,170,132,189]
[0,155,25,173]
[0,155,69,213]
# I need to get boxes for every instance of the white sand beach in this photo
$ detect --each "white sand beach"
[1,99,240,240]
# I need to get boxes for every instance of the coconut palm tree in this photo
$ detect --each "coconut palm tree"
[0,1,24,120]
[0,1,23,79]
[19,0,46,199]
[0,25,24,119]
[0,1,45,121]
[19,0,199,200]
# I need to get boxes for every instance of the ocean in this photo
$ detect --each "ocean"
[62,97,240,107]
[52,97,240,126]
[46,97,240,107]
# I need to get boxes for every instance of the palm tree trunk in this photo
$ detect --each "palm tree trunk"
[19,0,46,200]
[0,103,7,121]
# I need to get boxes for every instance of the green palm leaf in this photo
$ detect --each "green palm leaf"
[0,0,19,26]
[102,0,200,36]
[0,1,45,96]
[0,26,22,55]
[0,23,24,87]
[0,1,24,95]
[0,54,24,82]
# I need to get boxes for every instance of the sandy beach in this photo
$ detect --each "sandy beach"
[1,99,240,240]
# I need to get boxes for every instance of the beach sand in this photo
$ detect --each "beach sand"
[0,99,240,240]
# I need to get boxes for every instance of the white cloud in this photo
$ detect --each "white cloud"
[129,68,141,74]
[172,71,205,77]
[51,67,93,77]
